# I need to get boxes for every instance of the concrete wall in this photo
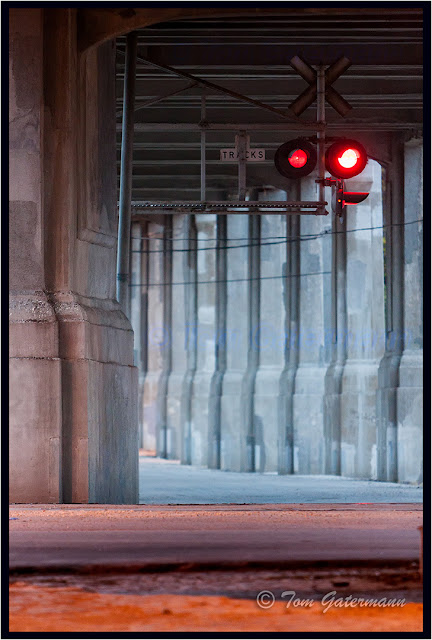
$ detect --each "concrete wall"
[9,9,138,503]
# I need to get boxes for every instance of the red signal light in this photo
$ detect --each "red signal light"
[325,139,367,179]
[338,148,360,169]
[274,139,317,179]
[288,149,308,168]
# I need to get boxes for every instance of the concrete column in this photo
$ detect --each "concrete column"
[9,9,62,503]
[190,214,217,466]
[278,185,301,474]
[397,138,423,482]
[254,189,287,472]
[240,212,261,471]
[165,215,190,459]
[142,223,165,454]
[130,221,148,449]
[180,216,197,464]
[139,225,150,450]
[220,212,249,471]
[340,162,385,478]
[293,175,332,474]
[208,215,227,469]
[155,219,173,457]
[377,135,405,481]
[323,197,347,476]
[10,9,138,503]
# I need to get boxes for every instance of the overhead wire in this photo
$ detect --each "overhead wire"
[130,270,332,288]
[129,218,422,287]
[130,218,422,254]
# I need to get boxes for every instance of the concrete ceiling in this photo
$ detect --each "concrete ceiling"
[115,9,423,202]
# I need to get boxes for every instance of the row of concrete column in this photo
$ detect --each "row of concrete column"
[131,148,423,483]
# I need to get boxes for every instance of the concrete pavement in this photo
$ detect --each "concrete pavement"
[138,456,423,504]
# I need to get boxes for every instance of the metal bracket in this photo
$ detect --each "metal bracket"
[316,177,337,188]
[130,201,329,216]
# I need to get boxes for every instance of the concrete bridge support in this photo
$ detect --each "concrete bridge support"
[9,9,138,503]
[254,190,287,472]
[396,139,423,483]
[340,163,385,478]
[190,215,218,466]
[142,223,166,455]
[278,188,300,475]
[220,213,250,471]
[293,176,332,474]
[130,222,149,450]
[165,215,192,460]
[376,136,423,483]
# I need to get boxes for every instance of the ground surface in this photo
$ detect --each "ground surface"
[9,504,422,569]
[9,584,423,633]
[9,459,424,633]
[138,456,423,504]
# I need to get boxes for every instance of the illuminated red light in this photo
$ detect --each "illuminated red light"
[325,139,367,179]
[274,139,317,178]
[288,149,308,168]
[337,148,360,169]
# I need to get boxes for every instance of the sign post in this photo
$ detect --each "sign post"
[219,133,266,201]
[237,132,247,201]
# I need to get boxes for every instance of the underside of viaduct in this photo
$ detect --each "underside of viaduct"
[9,7,424,503]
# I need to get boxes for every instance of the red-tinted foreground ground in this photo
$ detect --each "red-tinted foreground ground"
[9,583,422,633]
[9,503,423,633]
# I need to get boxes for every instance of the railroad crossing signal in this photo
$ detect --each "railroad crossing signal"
[274,138,368,182]
[289,55,353,117]
[274,137,370,215]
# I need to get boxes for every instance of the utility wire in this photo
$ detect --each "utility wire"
[132,218,421,243]
[130,270,331,288]
[131,218,422,254]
